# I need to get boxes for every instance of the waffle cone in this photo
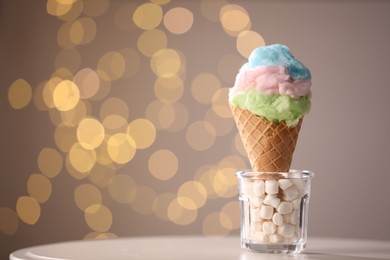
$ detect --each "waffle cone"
[230,104,302,172]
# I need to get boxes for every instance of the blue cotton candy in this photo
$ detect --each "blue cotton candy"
[247,44,311,80]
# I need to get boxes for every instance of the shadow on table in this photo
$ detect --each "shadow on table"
[240,251,388,260]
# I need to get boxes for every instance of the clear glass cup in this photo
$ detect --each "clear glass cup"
[236,169,314,254]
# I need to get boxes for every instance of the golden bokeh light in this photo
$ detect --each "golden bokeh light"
[82,0,109,17]
[90,77,111,101]
[0,207,19,235]
[77,118,105,150]
[46,0,75,17]
[185,121,216,151]
[102,115,128,134]
[8,79,32,109]
[164,103,189,132]
[212,168,237,198]
[194,165,219,199]
[84,204,112,232]
[68,143,96,173]
[56,0,83,22]
[152,192,175,221]
[137,29,168,57]
[148,149,178,180]
[132,3,163,30]
[74,184,102,211]
[167,199,197,226]
[236,30,266,58]
[84,232,118,240]
[107,133,136,164]
[220,4,251,36]
[99,97,129,121]
[38,147,63,178]
[69,17,97,45]
[129,186,156,215]
[150,48,182,78]
[88,163,116,187]
[202,211,230,237]
[57,22,76,49]
[43,77,61,109]
[154,75,184,103]
[60,100,89,127]
[204,109,234,136]
[177,181,207,210]
[150,0,171,5]
[163,7,193,35]
[55,124,77,152]
[73,68,100,99]
[211,88,231,118]
[53,80,80,111]
[16,196,41,225]
[95,137,114,166]
[218,155,247,170]
[127,119,156,149]
[191,73,221,105]
[145,101,174,130]
[33,81,49,111]
[27,174,52,204]
[220,201,240,230]
[97,51,126,81]
[107,174,137,204]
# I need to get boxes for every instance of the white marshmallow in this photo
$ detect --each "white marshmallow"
[253,180,265,197]
[269,234,283,243]
[262,221,276,235]
[251,197,264,208]
[265,180,279,195]
[263,194,280,208]
[278,179,293,190]
[242,180,254,198]
[292,179,306,196]
[289,210,298,225]
[283,186,299,201]
[277,201,293,214]
[252,231,268,242]
[251,208,261,222]
[272,212,284,226]
[260,205,273,219]
[291,198,301,210]
[277,224,295,238]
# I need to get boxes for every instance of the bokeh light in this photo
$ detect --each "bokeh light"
[154,75,184,103]
[220,4,251,36]
[53,80,80,111]
[191,73,221,105]
[8,79,32,109]
[69,17,96,45]
[0,207,19,235]
[177,181,207,210]
[74,68,100,99]
[97,52,126,81]
[148,149,178,180]
[16,196,41,225]
[236,30,266,58]
[167,199,197,226]
[27,174,52,204]
[107,174,137,204]
[163,7,194,35]
[185,121,216,151]
[68,143,96,174]
[150,48,182,78]
[133,3,163,30]
[127,119,156,149]
[84,204,112,232]
[107,133,136,164]
[137,29,168,57]
[202,212,230,237]
[74,184,102,211]
[38,147,63,178]
[77,117,105,150]
[82,0,109,17]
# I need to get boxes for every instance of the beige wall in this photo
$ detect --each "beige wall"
[1,0,390,258]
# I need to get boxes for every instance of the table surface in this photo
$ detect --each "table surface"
[10,236,390,260]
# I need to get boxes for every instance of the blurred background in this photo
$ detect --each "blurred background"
[1,0,390,258]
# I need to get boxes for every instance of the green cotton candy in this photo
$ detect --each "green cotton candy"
[230,90,311,127]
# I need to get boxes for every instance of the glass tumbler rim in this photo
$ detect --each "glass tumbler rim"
[235,169,314,180]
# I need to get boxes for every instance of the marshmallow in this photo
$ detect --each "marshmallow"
[253,180,265,197]
[277,201,293,214]
[291,198,301,210]
[277,224,295,238]
[253,231,268,242]
[262,221,276,235]
[269,234,283,243]
[260,205,273,219]
[283,186,299,201]
[265,180,279,195]
[251,197,264,208]
[251,208,261,222]
[278,179,293,190]
[289,210,298,225]
[263,194,280,208]
[292,179,306,196]
[272,212,284,226]
[242,180,254,198]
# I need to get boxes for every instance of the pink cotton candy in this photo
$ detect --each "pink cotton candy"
[231,65,311,97]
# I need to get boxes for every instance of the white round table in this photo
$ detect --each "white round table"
[10,236,390,260]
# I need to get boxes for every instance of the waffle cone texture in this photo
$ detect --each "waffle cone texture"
[230,104,302,172]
